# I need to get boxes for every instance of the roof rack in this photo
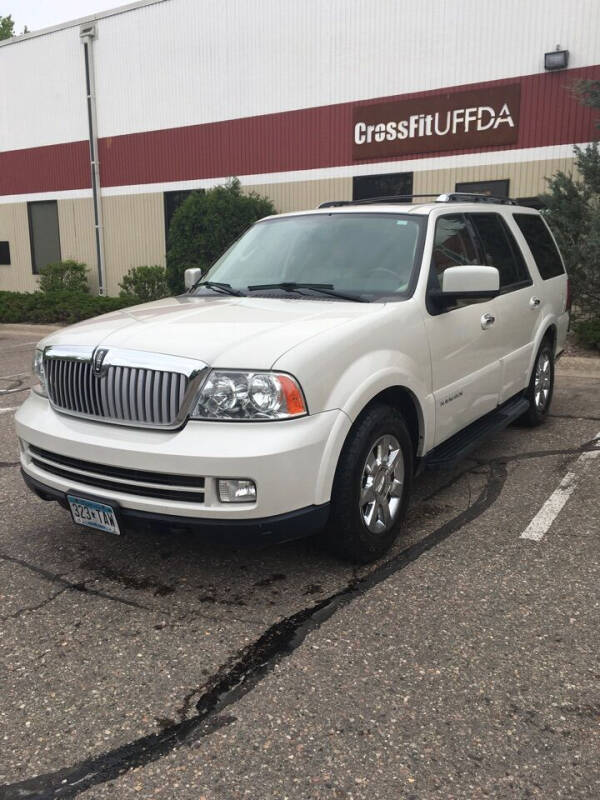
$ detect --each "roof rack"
[318,194,438,208]
[318,192,517,208]
[436,192,517,205]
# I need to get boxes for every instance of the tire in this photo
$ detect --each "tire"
[324,404,413,563]
[521,339,555,426]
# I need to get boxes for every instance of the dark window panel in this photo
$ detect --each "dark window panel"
[0,241,10,265]
[513,214,565,279]
[516,197,546,210]
[28,201,61,275]
[455,179,510,199]
[164,189,204,242]
[468,212,530,289]
[353,172,413,201]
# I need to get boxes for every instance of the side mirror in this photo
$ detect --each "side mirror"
[440,265,500,300]
[184,267,202,291]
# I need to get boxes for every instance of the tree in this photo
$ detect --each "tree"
[0,14,15,40]
[541,81,600,331]
[166,178,276,293]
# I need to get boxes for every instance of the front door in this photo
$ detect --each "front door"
[424,213,502,446]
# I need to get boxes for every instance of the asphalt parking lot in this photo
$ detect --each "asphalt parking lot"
[1,324,599,800]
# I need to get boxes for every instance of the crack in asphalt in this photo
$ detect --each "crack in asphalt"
[0,461,19,468]
[0,587,70,622]
[0,460,508,799]
[0,552,151,612]
[1,433,597,799]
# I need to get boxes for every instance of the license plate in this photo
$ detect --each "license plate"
[67,495,121,535]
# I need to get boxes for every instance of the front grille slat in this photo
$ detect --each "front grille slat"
[44,354,191,428]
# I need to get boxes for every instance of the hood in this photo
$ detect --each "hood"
[39,294,383,368]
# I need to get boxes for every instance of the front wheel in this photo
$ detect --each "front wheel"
[325,404,413,563]
[521,340,555,426]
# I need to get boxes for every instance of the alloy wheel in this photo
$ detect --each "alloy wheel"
[359,434,404,534]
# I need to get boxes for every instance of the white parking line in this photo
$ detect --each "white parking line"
[521,432,600,541]
[0,407,17,414]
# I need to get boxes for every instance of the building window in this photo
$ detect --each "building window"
[28,201,61,274]
[164,190,205,242]
[454,179,509,199]
[0,242,10,265]
[353,172,413,201]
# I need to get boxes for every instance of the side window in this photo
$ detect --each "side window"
[430,214,477,287]
[513,213,565,279]
[468,213,530,290]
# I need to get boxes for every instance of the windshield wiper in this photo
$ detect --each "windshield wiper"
[194,281,245,297]
[247,282,368,303]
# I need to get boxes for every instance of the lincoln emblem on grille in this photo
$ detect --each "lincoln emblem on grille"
[92,348,108,376]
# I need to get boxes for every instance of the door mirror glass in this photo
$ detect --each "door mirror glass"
[184,267,202,291]
[441,265,500,299]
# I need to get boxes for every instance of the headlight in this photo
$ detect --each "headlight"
[32,349,48,397]
[190,370,307,420]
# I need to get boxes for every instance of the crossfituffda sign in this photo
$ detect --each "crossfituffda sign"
[353,84,521,159]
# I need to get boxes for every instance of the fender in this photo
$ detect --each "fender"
[527,312,558,378]
[330,351,435,456]
[312,365,434,505]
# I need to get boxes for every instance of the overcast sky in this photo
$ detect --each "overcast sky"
[8,1,123,33]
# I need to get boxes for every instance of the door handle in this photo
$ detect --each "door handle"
[529,296,542,308]
[481,312,496,330]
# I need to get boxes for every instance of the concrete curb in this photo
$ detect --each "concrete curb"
[0,323,64,336]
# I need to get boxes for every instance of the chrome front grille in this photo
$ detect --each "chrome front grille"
[43,346,208,429]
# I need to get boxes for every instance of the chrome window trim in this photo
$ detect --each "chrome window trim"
[43,345,209,430]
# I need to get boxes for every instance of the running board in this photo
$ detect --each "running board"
[423,395,530,471]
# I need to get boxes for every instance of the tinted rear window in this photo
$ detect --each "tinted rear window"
[513,214,565,279]
[468,213,530,289]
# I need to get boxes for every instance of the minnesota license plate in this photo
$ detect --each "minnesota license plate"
[67,495,121,535]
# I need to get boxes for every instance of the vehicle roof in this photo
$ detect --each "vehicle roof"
[261,203,541,222]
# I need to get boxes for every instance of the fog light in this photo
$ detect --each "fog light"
[217,479,257,503]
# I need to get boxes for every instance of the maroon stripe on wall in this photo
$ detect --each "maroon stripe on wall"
[0,140,90,196]
[1,65,599,197]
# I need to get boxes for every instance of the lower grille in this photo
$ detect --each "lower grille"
[29,445,205,503]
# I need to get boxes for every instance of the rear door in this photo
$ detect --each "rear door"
[424,213,502,446]
[467,212,537,403]
[512,212,569,352]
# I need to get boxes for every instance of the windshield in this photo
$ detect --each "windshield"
[195,212,426,300]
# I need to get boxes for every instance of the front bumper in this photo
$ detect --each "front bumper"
[16,392,350,526]
[21,470,330,543]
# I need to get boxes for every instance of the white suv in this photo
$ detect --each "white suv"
[16,194,570,562]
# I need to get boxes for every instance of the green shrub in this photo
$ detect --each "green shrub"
[39,260,89,294]
[119,265,170,302]
[166,178,276,294]
[0,290,137,324]
[574,318,600,350]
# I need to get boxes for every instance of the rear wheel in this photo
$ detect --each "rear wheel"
[325,404,413,563]
[521,339,554,426]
